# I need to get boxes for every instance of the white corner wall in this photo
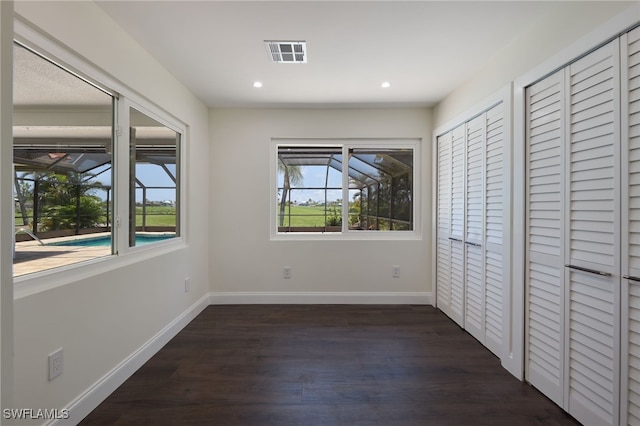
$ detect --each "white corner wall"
[10,2,210,424]
[432,1,640,382]
[209,108,432,304]
[434,1,633,128]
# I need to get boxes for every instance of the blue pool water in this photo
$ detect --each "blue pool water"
[46,235,174,247]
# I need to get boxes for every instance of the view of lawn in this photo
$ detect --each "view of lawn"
[278,205,341,227]
[16,205,177,229]
[134,205,176,227]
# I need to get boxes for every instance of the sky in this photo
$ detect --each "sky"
[93,163,177,202]
[278,164,343,204]
[17,163,177,203]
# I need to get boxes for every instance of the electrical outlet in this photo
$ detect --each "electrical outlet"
[48,348,63,380]
[184,277,190,293]
[283,266,292,279]
[392,265,401,278]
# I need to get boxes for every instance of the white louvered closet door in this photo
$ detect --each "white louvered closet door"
[464,115,485,342]
[484,103,505,356]
[526,69,566,407]
[436,132,453,319]
[622,26,640,426]
[449,124,466,327]
[436,102,508,361]
[564,39,620,426]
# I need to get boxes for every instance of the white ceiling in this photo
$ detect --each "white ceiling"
[94,1,604,108]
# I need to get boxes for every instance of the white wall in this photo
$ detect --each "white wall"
[10,2,210,424]
[434,1,633,128]
[1,1,14,419]
[209,108,432,303]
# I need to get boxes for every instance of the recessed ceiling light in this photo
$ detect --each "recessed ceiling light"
[381,81,391,88]
[253,81,263,88]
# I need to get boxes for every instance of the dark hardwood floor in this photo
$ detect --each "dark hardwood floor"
[80,305,580,425]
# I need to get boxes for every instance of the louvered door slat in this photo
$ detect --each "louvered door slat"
[464,115,485,341]
[466,116,484,244]
[526,69,565,406]
[451,126,465,241]
[566,39,620,426]
[465,245,484,337]
[629,283,640,425]
[449,125,466,326]
[484,103,504,355]
[623,26,640,426]
[436,132,452,318]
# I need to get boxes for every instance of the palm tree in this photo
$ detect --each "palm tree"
[17,171,107,232]
[278,159,303,227]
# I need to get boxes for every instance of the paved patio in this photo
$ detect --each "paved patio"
[13,237,111,277]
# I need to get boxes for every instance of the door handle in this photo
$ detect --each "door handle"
[464,241,482,247]
[565,264,612,277]
[623,275,640,283]
[448,237,463,242]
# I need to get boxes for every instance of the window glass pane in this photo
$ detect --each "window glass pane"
[348,148,413,231]
[129,108,180,247]
[276,144,413,235]
[277,146,342,232]
[13,43,114,277]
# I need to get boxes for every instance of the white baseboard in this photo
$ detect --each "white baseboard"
[209,291,433,305]
[53,293,210,426]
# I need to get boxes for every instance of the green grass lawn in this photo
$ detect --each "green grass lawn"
[135,205,176,227]
[278,205,338,227]
[16,205,177,228]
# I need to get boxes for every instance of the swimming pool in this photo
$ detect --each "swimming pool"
[46,234,175,247]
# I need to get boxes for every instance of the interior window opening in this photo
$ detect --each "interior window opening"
[13,42,115,277]
[128,108,180,247]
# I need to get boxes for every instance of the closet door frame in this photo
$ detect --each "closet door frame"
[514,2,640,385]
[621,27,640,426]
[432,86,512,370]
[524,37,622,426]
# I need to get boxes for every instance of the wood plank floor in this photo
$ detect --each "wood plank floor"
[80,305,580,425]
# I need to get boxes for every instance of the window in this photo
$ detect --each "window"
[348,148,413,231]
[128,108,180,247]
[13,42,115,276]
[277,146,343,232]
[275,140,417,236]
[12,40,185,278]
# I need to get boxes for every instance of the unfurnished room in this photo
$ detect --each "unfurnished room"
[0,1,639,425]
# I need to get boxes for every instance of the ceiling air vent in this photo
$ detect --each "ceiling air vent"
[265,41,307,64]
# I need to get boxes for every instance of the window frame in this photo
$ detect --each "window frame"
[13,17,187,293]
[270,138,421,241]
[118,99,185,256]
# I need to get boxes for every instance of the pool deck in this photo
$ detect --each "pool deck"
[14,235,111,277]
[13,232,176,277]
